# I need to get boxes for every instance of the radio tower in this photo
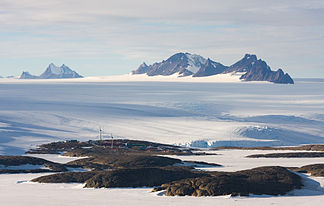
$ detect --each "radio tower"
[111,133,114,149]
[99,126,103,141]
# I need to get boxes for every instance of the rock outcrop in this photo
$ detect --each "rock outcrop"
[66,155,182,170]
[26,138,306,197]
[292,164,324,177]
[32,171,98,183]
[31,166,205,187]
[84,167,202,188]
[0,155,67,173]
[155,166,302,196]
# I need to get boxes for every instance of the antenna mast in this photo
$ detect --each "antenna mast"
[111,133,113,149]
[99,126,103,141]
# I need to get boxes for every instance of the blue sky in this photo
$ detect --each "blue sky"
[0,0,323,77]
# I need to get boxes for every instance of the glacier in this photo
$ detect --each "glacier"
[0,78,323,155]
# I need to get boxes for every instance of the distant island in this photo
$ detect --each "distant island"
[20,63,83,79]
[132,53,294,84]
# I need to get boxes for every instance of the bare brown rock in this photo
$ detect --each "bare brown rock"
[156,166,302,196]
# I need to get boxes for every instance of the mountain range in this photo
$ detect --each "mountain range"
[132,53,294,84]
[20,63,83,79]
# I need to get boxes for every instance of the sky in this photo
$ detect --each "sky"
[0,0,323,78]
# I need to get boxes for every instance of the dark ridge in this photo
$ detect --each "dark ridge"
[212,144,324,151]
[0,155,67,174]
[65,155,182,170]
[247,152,324,158]
[32,171,98,183]
[291,164,324,177]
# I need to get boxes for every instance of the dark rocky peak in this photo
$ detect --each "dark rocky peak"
[250,59,271,72]
[132,62,151,74]
[277,69,284,76]
[205,58,212,65]
[224,54,294,84]
[140,62,148,67]
[19,71,39,79]
[224,53,261,73]
[163,52,190,66]
[240,66,294,84]
[146,53,192,76]
[193,58,227,77]
[244,54,257,61]
[132,52,207,77]
[167,52,187,62]
[272,69,294,84]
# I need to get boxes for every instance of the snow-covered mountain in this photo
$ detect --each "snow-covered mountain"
[132,53,225,77]
[40,63,83,79]
[132,53,294,84]
[20,63,83,79]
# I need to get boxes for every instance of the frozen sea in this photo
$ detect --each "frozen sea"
[0,78,323,154]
